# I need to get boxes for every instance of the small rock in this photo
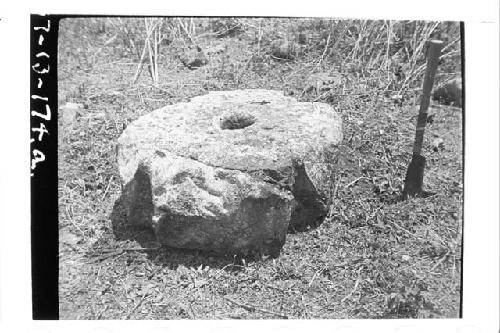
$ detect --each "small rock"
[60,102,83,128]
[179,46,208,70]
[297,32,308,45]
[305,72,342,94]
[433,78,462,107]
[426,114,435,124]
[60,102,83,145]
[270,40,296,60]
[59,227,80,246]
[194,278,209,288]
[432,138,445,152]
[402,255,411,262]
[205,44,226,55]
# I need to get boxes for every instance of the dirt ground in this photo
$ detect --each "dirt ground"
[57,17,463,319]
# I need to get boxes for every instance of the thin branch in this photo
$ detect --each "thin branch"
[86,246,161,265]
[341,278,360,303]
[101,175,114,201]
[132,18,161,84]
[177,18,198,47]
[310,31,332,74]
[121,247,161,252]
[65,205,86,238]
[126,291,149,319]
[224,297,289,319]
[388,221,429,243]
[441,36,461,53]
[345,176,370,189]
[430,251,450,272]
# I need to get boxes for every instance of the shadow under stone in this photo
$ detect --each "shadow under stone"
[110,194,158,248]
[109,161,331,267]
[288,162,328,233]
[109,191,268,269]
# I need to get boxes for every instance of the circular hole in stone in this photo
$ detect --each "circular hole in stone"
[220,111,256,130]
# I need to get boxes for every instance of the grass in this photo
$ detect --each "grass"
[58,17,462,319]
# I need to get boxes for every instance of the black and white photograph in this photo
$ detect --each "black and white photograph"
[0,1,498,332]
[55,16,464,319]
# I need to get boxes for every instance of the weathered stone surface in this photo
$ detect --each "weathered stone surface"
[117,89,342,257]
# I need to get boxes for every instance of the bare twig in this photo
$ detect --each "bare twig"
[451,253,457,279]
[132,29,152,84]
[385,20,392,72]
[345,176,370,189]
[441,36,461,53]
[439,49,460,60]
[187,302,196,319]
[308,245,333,287]
[341,278,360,303]
[126,290,149,319]
[133,18,162,84]
[331,261,349,268]
[224,297,289,319]
[301,295,309,319]
[65,205,86,238]
[308,269,320,288]
[310,31,332,74]
[87,249,124,264]
[101,175,114,201]
[389,221,419,238]
[145,19,156,84]
[177,18,197,46]
[328,174,341,209]
[153,20,160,84]
[264,283,288,293]
[104,33,118,46]
[88,90,125,100]
[195,23,240,39]
[211,278,216,319]
[88,247,161,264]
[115,17,140,59]
[430,251,450,272]
[257,19,262,56]
[122,247,161,252]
